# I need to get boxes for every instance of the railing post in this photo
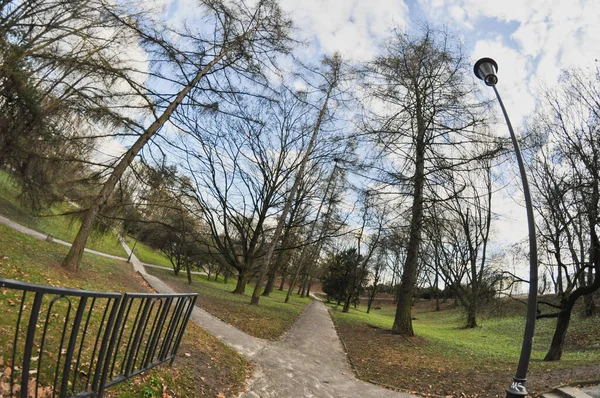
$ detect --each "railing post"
[88,297,120,394]
[124,297,152,376]
[60,296,87,398]
[97,295,129,397]
[170,296,197,365]
[21,292,43,398]
[143,298,171,368]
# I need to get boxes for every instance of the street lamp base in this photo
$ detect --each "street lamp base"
[506,378,528,397]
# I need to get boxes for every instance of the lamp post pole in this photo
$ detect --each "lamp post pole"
[127,238,138,263]
[473,58,538,398]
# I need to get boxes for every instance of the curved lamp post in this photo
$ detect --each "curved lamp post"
[474,58,538,397]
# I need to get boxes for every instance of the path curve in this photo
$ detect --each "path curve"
[0,214,415,397]
[120,239,416,397]
[241,298,415,398]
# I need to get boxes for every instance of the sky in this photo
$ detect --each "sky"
[103,0,599,279]
[271,0,599,272]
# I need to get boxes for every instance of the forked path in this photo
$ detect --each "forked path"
[0,216,414,397]
[137,262,414,396]
[119,240,415,397]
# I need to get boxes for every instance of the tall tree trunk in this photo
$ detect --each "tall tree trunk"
[544,302,573,361]
[367,286,377,314]
[583,269,597,316]
[263,266,278,297]
[186,265,192,285]
[263,185,303,297]
[279,268,287,291]
[343,265,360,313]
[435,262,440,311]
[283,162,339,303]
[392,94,426,336]
[583,294,597,317]
[300,275,308,298]
[251,58,340,305]
[285,262,304,303]
[61,35,245,270]
[557,264,563,296]
[232,269,248,294]
[466,302,478,328]
[343,291,352,313]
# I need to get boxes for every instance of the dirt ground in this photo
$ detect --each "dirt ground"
[332,297,600,398]
[336,323,600,397]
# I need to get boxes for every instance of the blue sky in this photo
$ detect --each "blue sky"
[268,0,598,256]
[102,0,598,279]
[276,0,598,119]
[158,0,598,127]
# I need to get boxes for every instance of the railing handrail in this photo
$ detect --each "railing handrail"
[0,278,122,298]
[0,277,198,398]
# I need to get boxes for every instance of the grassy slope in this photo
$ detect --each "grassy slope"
[0,171,126,257]
[124,237,173,268]
[328,300,600,397]
[147,266,312,340]
[0,223,249,397]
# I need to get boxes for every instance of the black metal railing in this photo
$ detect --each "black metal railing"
[0,278,198,398]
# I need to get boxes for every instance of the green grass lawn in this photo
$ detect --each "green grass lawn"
[0,170,126,258]
[330,302,600,365]
[0,223,249,397]
[327,299,600,397]
[124,237,173,268]
[146,266,312,340]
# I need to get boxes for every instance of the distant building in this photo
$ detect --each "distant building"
[496,276,526,297]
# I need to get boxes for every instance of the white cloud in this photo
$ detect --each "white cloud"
[421,0,600,85]
[279,0,409,61]
[93,135,127,166]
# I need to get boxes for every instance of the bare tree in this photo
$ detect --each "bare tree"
[342,191,385,312]
[61,0,294,269]
[250,54,343,304]
[361,26,492,335]
[527,66,600,360]
[262,166,321,297]
[427,161,499,327]
[285,160,347,303]
[366,247,387,313]
[173,86,311,294]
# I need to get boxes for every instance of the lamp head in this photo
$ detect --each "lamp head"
[474,57,498,86]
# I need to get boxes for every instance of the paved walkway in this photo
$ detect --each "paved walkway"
[1,214,414,397]
[119,238,267,359]
[0,215,124,261]
[121,239,415,397]
[241,298,414,398]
